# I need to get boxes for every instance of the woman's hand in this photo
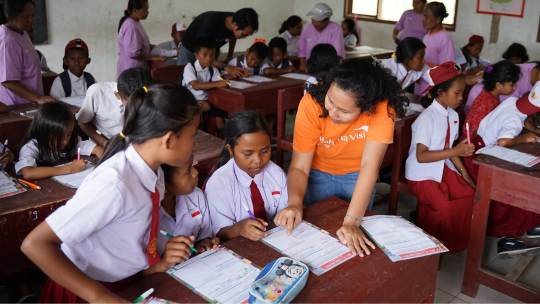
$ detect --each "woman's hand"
[0,150,14,164]
[274,205,303,236]
[195,237,220,253]
[151,55,167,62]
[298,64,307,72]
[36,95,55,104]
[337,218,375,257]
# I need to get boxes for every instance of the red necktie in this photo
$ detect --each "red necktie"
[444,116,450,150]
[146,188,162,267]
[250,181,267,220]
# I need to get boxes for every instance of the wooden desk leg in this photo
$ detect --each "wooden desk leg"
[388,127,402,215]
[207,116,216,136]
[461,166,493,298]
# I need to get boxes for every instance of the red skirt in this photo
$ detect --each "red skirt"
[463,136,540,237]
[39,275,136,303]
[408,164,476,253]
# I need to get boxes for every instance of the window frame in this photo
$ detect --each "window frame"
[343,0,459,32]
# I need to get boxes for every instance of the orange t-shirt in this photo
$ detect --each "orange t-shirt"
[293,94,395,175]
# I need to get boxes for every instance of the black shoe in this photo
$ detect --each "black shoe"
[497,236,540,259]
[526,224,540,238]
[409,210,418,225]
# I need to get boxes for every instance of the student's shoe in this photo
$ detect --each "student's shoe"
[497,236,540,259]
[408,210,418,225]
[526,225,540,238]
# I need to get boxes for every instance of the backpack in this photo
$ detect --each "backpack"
[178,62,215,84]
[59,71,95,97]
[236,55,261,75]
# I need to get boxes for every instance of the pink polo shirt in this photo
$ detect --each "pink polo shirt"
[395,10,427,41]
[0,25,43,105]
[415,29,455,95]
[117,17,151,80]
[298,22,346,60]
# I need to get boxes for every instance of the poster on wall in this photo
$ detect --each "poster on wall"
[477,0,526,18]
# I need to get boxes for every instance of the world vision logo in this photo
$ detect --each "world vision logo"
[317,126,369,148]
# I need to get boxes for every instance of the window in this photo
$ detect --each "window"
[344,0,458,31]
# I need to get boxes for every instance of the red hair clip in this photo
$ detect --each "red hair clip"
[254,38,266,44]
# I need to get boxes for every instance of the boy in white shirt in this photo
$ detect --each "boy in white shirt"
[150,22,186,57]
[49,39,96,99]
[222,41,269,79]
[76,67,152,147]
[261,37,295,75]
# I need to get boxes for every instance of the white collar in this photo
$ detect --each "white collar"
[233,159,265,189]
[125,145,161,194]
[194,60,211,73]
[432,99,449,117]
[284,30,294,39]
[67,69,84,82]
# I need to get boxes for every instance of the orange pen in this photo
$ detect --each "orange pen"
[18,179,41,190]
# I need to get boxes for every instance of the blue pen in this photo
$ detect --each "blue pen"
[1,140,7,155]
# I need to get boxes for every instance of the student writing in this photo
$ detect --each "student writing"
[261,37,295,75]
[381,37,429,90]
[222,41,269,78]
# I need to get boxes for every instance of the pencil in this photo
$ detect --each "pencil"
[18,179,41,190]
[1,140,7,155]
[133,288,154,303]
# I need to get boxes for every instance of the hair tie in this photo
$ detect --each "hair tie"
[370,54,381,66]
[125,7,129,11]
[391,53,396,59]
[485,65,493,74]
[143,86,148,93]
[120,132,126,138]
[254,38,266,44]
[427,92,432,99]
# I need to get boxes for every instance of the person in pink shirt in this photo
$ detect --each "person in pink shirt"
[414,1,455,95]
[117,0,165,80]
[297,3,345,72]
[393,0,428,42]
[0,0,54,105]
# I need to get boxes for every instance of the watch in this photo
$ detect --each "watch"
[221,62,228,70]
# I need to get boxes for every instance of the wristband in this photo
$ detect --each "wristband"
[344,214,362,226]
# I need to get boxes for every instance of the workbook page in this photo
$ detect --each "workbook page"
[476,145,540,167]
[280,73,311,81]
[51,162,94,188]
[240,75,274,83]
[228,80,256,89]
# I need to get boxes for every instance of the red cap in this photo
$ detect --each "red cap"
[172,22,187,33]
[516,82,540,115]
[65,38,89,55]
[421,61,462,94]
[469,35,484,44]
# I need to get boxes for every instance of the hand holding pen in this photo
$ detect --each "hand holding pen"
[158,231,196,271]
[0,140,13,165]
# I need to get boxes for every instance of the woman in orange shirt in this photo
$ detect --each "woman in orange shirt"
[275,58,407,256]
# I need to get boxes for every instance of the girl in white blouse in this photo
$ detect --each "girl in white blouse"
[381,37,430,90]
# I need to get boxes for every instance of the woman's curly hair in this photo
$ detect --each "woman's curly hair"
[307,57,408,119]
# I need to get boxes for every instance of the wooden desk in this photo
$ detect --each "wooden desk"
[150,58,178,69]
[193,130,223,188]
[116,197,439,303]
[346,46,394,60]
[462,143,540,303]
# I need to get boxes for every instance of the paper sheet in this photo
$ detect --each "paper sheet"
[0,171,27,199]
[166,247,260,304]
[51,162,94,188]
[141,297,179,304]
[280,73,311,81]
[240,76,275,83]
[407,103,425,113]
[261,221,355,275]
[360,215,448,262]
[228,80,256,90]
[476,145,540,168]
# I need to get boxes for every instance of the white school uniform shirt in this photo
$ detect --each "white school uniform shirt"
[76,82,124,140]
[380,58,430,90]
[468,56,489,69]
[49,70,94,99]
[260,58,293,71]
[278,30,299,57]
[477,97,526,146]
[205,159,289,236]
[150,40,180,57]
[344,33,357,47]
[15,137,96,175]
[405,100,460,182]
[157,187,213,256]
[182,60,221,101]
[454,47,467,66]
[304,76,317,95]
[46,145,165,282]
[221,56,262,76]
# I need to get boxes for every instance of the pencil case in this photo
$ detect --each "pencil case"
[248,257,309,304]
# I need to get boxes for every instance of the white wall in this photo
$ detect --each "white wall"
[36,0,539,83]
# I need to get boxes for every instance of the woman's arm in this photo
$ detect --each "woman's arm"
[2,81,55,104]
[226,39,237,63]
[298,57,307,72]
[21,221,128,303]
[392,28,400,40]
[274,150,313,235]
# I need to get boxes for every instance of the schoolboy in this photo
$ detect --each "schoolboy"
[261,37,295,75]
[222,41,269,79]
[150,22,187,57]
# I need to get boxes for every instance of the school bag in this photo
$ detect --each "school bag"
[236,55,261,75]
[59,71,96,97]
[178,62,214,84]
[249,257,309,304]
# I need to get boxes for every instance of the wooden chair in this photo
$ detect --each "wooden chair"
[276,86,304,168]
[150,65,185,83]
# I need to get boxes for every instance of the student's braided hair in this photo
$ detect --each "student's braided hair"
[118,0,148,33]
[98,80,200,166]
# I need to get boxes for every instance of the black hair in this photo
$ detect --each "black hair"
[420,74,465,108]
[483,60,520,92]
[425,2,449,22]
[249,42,269,61]
[161,164,179,183]
[308,57,407,119]
[530,110,540,127]
[396,37,425,64]
[502,43,529,63]
[279,15,302,34]
[215,111,271,170]
[194,38,217,54]
[98,80,201,166]
[118,0,148,33]
[342,18,359,42]
[307,44,339,77]
[232,8,259,32]
[269,37,287,54]
[117,67,153,99]
[17,101,78,166]
[0,0,34,25]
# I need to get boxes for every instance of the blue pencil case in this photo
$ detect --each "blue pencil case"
[248,257,309,304]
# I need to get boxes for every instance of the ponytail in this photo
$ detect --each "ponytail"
[118,0,148,33]
[279,21,288,34]
[1,0,34,25]
[420,74,465,108]
[279,15,302,34]
[98,80,200,166]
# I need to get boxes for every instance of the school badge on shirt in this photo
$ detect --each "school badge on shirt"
[272,191,281,199]
[191,211,203,221]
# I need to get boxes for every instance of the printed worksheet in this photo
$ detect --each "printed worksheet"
[141,297,179,304]
[0,171,27,199]
[240,76,275,83]
[166,247,260,304]
[360,215,448,262]
[476,145,540,167]
[228,80,256,90]
[51,162,94,188]
[280,73,311,81]
[261,221,355,275]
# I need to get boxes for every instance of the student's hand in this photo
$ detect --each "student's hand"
[285,65,295,73]
[299,64,307,73]
[274,205,303,236]
[216,80,229,88]
[453,139,475,157]
[195,237,220,253]
[158,235,195,271]
[0,150,14,164]
[524,132,539,143]
[337,219,376,257]
[237,218,268,241]
[36,95,55,104]
[151,55,167,62]
[465,71,483,86]
[224,66,247,78]
[68,159,87,173]
[462,172,476,189]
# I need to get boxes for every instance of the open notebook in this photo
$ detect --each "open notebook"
[51,162,94,188]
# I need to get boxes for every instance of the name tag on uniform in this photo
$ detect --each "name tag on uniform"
[272,191,281,199]
[191,211,202,221]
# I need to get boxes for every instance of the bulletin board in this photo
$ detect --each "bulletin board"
[477,0,525,18]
